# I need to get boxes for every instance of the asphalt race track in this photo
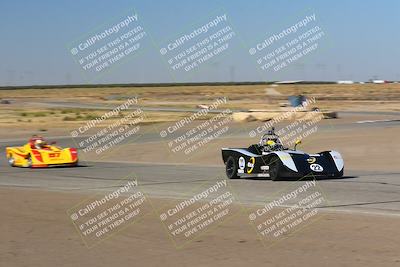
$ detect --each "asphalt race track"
[1,157,400,216]
[1,116,400,217]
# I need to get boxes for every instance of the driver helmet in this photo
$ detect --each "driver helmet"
[263,128,281,150]
[266,139,276,147]
[34,139,45,149]
[264,135,278,149]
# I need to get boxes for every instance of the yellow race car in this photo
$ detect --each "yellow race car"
[6,136,78,168]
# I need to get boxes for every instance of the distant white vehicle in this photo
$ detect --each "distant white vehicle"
[337,80,354,84]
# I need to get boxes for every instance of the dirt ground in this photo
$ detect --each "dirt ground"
[1,83,400,131]
[1,187,399,267]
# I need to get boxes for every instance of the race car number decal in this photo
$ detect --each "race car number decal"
[247,157,255,174]
[238,157,245,170]
[310,163,323,172]
[49,153,60,158]
[307,157,316,164]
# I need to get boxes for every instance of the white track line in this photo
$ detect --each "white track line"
[356,119,400,124]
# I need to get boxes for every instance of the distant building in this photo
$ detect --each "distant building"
[371,80,386,84]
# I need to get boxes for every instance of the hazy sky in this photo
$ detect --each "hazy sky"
[1,0,399,86]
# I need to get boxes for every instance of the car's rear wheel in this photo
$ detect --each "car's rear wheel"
[269,155,282,181]
[225,156,239,179]
[7,154,15,167]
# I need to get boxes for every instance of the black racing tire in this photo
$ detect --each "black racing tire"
[225,156,239,179]
[7,154,15,167]
[334,168,344,178]
[269,155,283,181]
[320,151,344,178]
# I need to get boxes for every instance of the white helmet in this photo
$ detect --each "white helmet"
[34,139,44,149]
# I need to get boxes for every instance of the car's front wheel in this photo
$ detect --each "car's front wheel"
[334,168,344,178]
[7,154,15,167]
[269,155,282,181]
[225,156,239,179]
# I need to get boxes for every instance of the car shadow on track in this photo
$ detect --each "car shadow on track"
[29,164,91,169]
[244,175,358,181]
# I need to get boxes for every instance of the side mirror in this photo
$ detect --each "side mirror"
[294,139,301,150]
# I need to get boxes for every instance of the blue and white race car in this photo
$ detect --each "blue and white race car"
[221,128,344,180]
